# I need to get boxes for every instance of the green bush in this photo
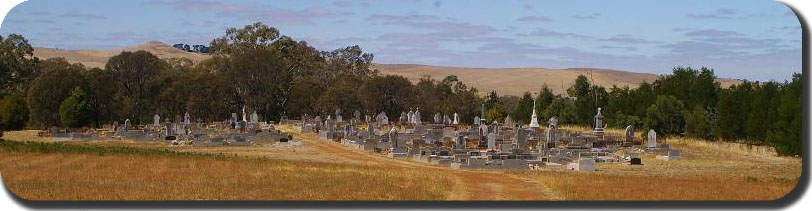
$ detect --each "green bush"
[58,87,92,128]
[0,93,29,130]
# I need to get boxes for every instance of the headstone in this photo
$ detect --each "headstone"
[123,119,131,131]
[593,107,605,135]
[487,133,497,151]
[400,112,408,125]
[647,130,657,148]
[413,108,421,125]
[407,109,415,125]
[164,122,173,137]
[335,109,343,123]
[516,128,527,150]
[504,116,514,127]
[624,125,635,143]
[443,114,451,125]
[474,116,481,125]
[377,112,389,125]
[529,98,540,127]
[546,124,557,147]
[153,114,161,127]
[453,113,459,125]
[548,117,558,127]
[389,126,399,148]
[184,112,191,125]
[250,111,259,123]
[231,113,238,125]
[455,135,466,149]
[354,110,361,121]
[434,113,442,124]
[365,114,371,123]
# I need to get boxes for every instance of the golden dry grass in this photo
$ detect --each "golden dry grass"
[0,123,800,201]
[512,170,796,200]
[0,149,454,200]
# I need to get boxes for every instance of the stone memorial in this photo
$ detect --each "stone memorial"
[153,114,161,127]
[647,130,657,149]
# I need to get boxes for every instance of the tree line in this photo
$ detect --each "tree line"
[0,22,802,156]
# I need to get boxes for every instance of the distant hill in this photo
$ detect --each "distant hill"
[33,41,210,69]
[33,41,740,96]
[372,64,741,96]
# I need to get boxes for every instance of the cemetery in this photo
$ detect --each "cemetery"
[28,96,687,174]
[292,99,682,171]
[38,107,297,147]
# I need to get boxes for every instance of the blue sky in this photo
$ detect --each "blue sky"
[0,0,801,81]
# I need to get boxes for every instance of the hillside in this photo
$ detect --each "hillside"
[372,64,741,96]
[33,41,740,96]
[33,41,210,68]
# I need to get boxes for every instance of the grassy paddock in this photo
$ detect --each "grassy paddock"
[0,139,455,200]
[513,171,796,200]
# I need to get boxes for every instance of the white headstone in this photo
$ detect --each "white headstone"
[529,98,539,128]
[647,130,657,148]
[153,114,161,127]
[452,113,459,125]
[184,112,191,125]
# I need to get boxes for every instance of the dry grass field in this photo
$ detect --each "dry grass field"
[0,124,800,201]
[32,42,740,96]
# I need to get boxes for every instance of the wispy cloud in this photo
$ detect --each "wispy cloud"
[571,13,600,20]
[688,8,739,19]
[517,15,552,22]
[520,28,589,39]
[144,0,335,25]
[598,35,655,44]
[59,11,106,20]
[332,1,353,8]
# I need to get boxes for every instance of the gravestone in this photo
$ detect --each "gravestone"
[413,108,421,125]
[630,157,642,165]
[516,128,528,150]
[443,114,451,125]
[546,124,557,148]
[250,111,259,123]
[164,121,173,137]
[434,113,442,124]
[487,133,497,151]
[365,114,371,123]
[388,126,399,148]
[530,98,540,128]
[453,113,459,125]
[455,135,465,149]
[376,112,388,125]
[354,110,361,121]
[624,125,635,143]
[123,119,131,132]
[474,116,481,125]
[504,116,514,127]
[400,112,408,125]
[335,109,343,123]
[407,109,414,125]
[593,108,605,136]
[184,112,191,125]
[548,116,558,128]
[153,114,161,127]
[647,130,657,148]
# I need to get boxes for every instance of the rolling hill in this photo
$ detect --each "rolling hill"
[33,41,740,96]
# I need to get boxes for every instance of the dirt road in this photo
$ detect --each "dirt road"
[277,125,558,200]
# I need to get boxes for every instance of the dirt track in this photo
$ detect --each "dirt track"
[277,125,557,200]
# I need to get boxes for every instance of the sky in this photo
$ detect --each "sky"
[0,0,802,81]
